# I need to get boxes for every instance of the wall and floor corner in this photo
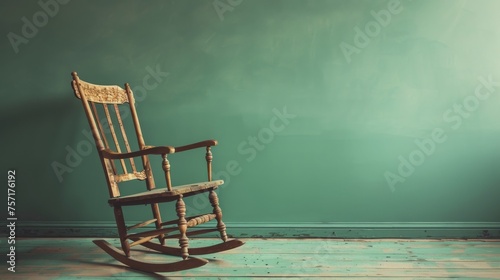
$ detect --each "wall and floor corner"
[0,0,499,239]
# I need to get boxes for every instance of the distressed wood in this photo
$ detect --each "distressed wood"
[70,72,242,272]
[136,238,245,256]
[125,227,177,240]
[125,82,157,192]
[72,80,129,104]
[113,206,130,257]
[210,191,228,242]
[175,140,218,152]
[161,214,217,228]
[92,240,208,273]
[108,181,223,207]
[162,214,218,226]
[126,219,157,231]
[187,214,217,227]
[101,146,174,160]
[91,102,117,174]
[166,228,220,239]
[6,238,500,278]
[150,203,166,245]
[162,154,172,191]
[176,195,189,260]
[73,72,120,197]
[113,104,137,172]
[103,104,128,174]
[129,236,156,247]
[114,171,147,183]
[206,147,213,181]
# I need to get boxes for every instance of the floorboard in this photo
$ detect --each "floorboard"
[1,238,499,279]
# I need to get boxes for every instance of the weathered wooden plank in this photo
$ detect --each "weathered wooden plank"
[11,238,500,256]
[2,238,500,279]
[11,238,500,257]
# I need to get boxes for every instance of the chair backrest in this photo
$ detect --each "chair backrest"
[71,72,155,198]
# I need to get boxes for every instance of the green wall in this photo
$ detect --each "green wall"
[1,0,499,237]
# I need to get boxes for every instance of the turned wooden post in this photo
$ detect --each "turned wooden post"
[209,190,227,242]
[205,147,212,181]
[176,195,189,259]
[162,154,172,191]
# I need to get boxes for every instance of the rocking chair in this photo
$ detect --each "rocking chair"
[70,72,244,272]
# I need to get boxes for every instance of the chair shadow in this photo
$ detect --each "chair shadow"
[74,251,222,278]
[76,259,173,279]
[79,241,221,278]
[0,96,83,230]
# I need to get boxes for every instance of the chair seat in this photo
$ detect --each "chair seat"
[109,180,224,206]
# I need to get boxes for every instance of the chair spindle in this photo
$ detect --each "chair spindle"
[206,147,212,181]
[162,154,172,191]
[103,104,128,174]
[91,102,117,174]
[113,104,137,173]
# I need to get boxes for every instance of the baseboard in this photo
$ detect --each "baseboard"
[2,222,500,238]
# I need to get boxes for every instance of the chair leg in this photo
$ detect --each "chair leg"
[114,206,131,257]
[151,203,166,245]
[176,195,189,260]
[209,190,228,242]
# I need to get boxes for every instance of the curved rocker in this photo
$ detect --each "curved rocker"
[93,240,208,273]
[132,238,245,256]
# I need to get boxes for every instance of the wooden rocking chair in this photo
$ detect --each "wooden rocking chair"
[70,72,244,272]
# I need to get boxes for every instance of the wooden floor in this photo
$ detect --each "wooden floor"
[1,238,499,279]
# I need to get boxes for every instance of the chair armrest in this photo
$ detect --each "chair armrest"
[101,146,175,160]
[174,140,218,153]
